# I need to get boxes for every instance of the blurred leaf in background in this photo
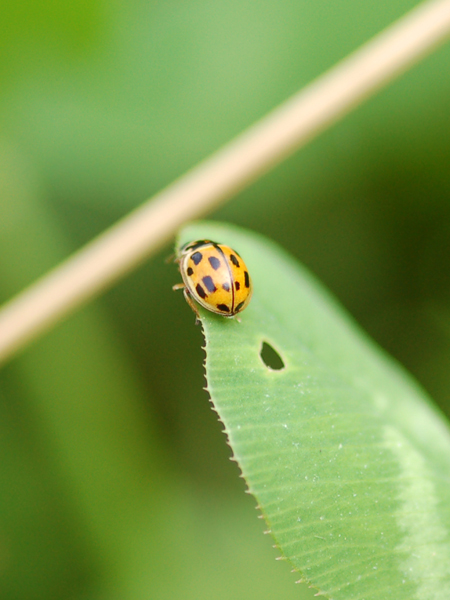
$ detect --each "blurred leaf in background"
[1,0,450,598]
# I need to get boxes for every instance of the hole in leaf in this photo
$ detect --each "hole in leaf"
[260,341,285,371]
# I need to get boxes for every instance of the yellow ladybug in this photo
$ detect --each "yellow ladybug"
[173,240,252,320]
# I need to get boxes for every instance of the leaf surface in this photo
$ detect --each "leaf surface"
[176,221,450,600]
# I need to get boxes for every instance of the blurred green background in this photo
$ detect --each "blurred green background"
[1,0,450,598]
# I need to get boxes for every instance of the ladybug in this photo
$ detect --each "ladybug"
[173,240,252,320]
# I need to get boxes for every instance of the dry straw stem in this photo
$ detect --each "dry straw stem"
[1,0,450,364]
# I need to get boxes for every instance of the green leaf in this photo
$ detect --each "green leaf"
[176,221,450,600]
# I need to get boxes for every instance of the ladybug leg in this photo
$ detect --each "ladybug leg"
[183,287,201,324]
[173,283,200,323]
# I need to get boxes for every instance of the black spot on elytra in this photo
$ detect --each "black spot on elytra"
[244,271,250,288]
[222,282,230,292]
[196,283,207,299]
[187,267,194,276]
[202,276,216,293]
[208,256,221,270]
[217,303,230,312]
[230,254,240,267]
[235,301,245,312]
[235,281,240,291]
[191,252,203,265]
